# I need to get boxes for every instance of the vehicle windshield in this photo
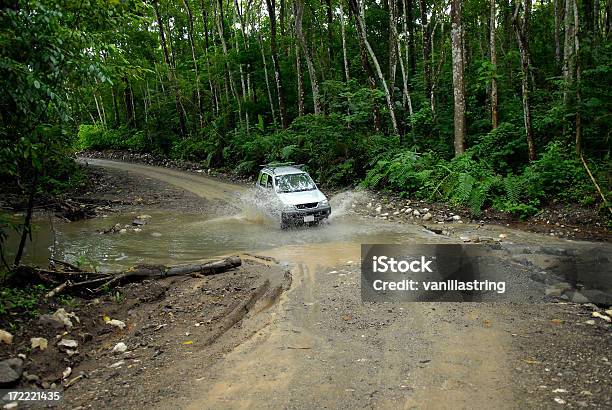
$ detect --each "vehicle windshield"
[275,173,316,193]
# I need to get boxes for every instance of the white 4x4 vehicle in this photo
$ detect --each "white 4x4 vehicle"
[256,164,331,228]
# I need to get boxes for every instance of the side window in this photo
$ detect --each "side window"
[259,172,267,187]
[266,175,273,188]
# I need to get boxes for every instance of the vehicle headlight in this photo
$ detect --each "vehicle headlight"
[320,199,329,206]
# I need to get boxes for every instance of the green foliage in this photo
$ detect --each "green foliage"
[0,285,47,320]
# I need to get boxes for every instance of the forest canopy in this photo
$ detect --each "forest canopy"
[1,0,611,220]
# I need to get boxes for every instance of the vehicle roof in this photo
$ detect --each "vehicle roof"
[261,166,307,176]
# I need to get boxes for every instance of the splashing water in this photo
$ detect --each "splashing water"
[328,190,372,220]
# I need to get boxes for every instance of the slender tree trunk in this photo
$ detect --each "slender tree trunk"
[183,0,204,129]
[451,0,466,156]
[349,0,398,135]
[13,173,37,267]
[513,0,537,161]
[349,0,381,131]
[266,0,289,128]
[554,0,561,64]
[563,0,576,104]
[573,0,582,154]
[200,0,219,116]
[339,2,350,82]
[491,0,499,129]
[214,0,243,126]
[419,0,433,112]
[405,0,416,74]
[123,76,134,128]
[388,0,398,99]
[152,0,187,137]
[326,0,333,66]
[111,87,120,127]
[257,32,278,126]
[296,42,305,116]
[294,0,321,114]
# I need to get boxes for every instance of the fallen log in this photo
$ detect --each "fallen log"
[39,256,242,297]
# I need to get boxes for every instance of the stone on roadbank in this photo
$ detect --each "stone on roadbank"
[112,342,128,353]
[31,337,48,351]
[0,358,23,387]
[0,330,13,345]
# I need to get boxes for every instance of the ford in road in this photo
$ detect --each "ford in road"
[256,164,331,228]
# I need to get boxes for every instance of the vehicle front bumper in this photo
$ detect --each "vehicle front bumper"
[281,205,331,223]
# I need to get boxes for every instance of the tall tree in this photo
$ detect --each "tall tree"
[339,2,350,82]
[265,0,289,128]
[419,0,433,112]
[490,0,499,129]
[152,0,187,137]
[513,0,537,161]
[349,0,399,135]
[295,0,322,114]
[183,0,204,129]
[451,0,466,156]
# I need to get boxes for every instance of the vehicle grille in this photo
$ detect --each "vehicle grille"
[295,202,318,209]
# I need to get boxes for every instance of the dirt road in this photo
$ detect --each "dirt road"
[26,159,612,408]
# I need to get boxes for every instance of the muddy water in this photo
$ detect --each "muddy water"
[5,159,608,276]
[3,192,442,272]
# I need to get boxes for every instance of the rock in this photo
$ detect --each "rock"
[0,358,23,387]
[109,361,125,369]
[132,218,147,226]
[498,234,507,239]
[136,214,152,220]
[133,228,142,233]
[119,229,127,234]
[62,367,72,379]
[105,318,126,329]
[31,337,48,351]
[380,213,389,217]
[606,309,612,317]
[422,212,433,221]
[3,402,18,409]
[553,397,566,405]
[452,215,461,220]
[375,206,382,213]
[412,210,421,216]
[112,342,128,354]
[567,291,590,304]
[584,320,596,325]
[23,372,40,383]
[405,208,413,214]
[58,339,78,349]
[38,314,67,330]
[0,330,13,345]
[151,232,162,237]
[592,311,611,322]
[393,211,400,215]
[51,308,79,328]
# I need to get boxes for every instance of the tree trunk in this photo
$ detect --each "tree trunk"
[14,172,37,267]
[563,0,576,104]
[388,0,398,99]
[349,0,399,135]
[513,0,537,161]
[265,0,289,128]
[214,0,243,126]
[554,0,561,64]
[419,0,433,112]
[123,76,134,128]
[111,87,120,128]
[152,0,187,137]
[183,0,204,129]
[258,33,278,126]
[573,0,582,154]
[405,0,416,75]
[296,41,305,116]
[491,0,499,129]
[339,2,350,82]
[326,0,333,66]
[451,0,466,156]
[294,0,321,115]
